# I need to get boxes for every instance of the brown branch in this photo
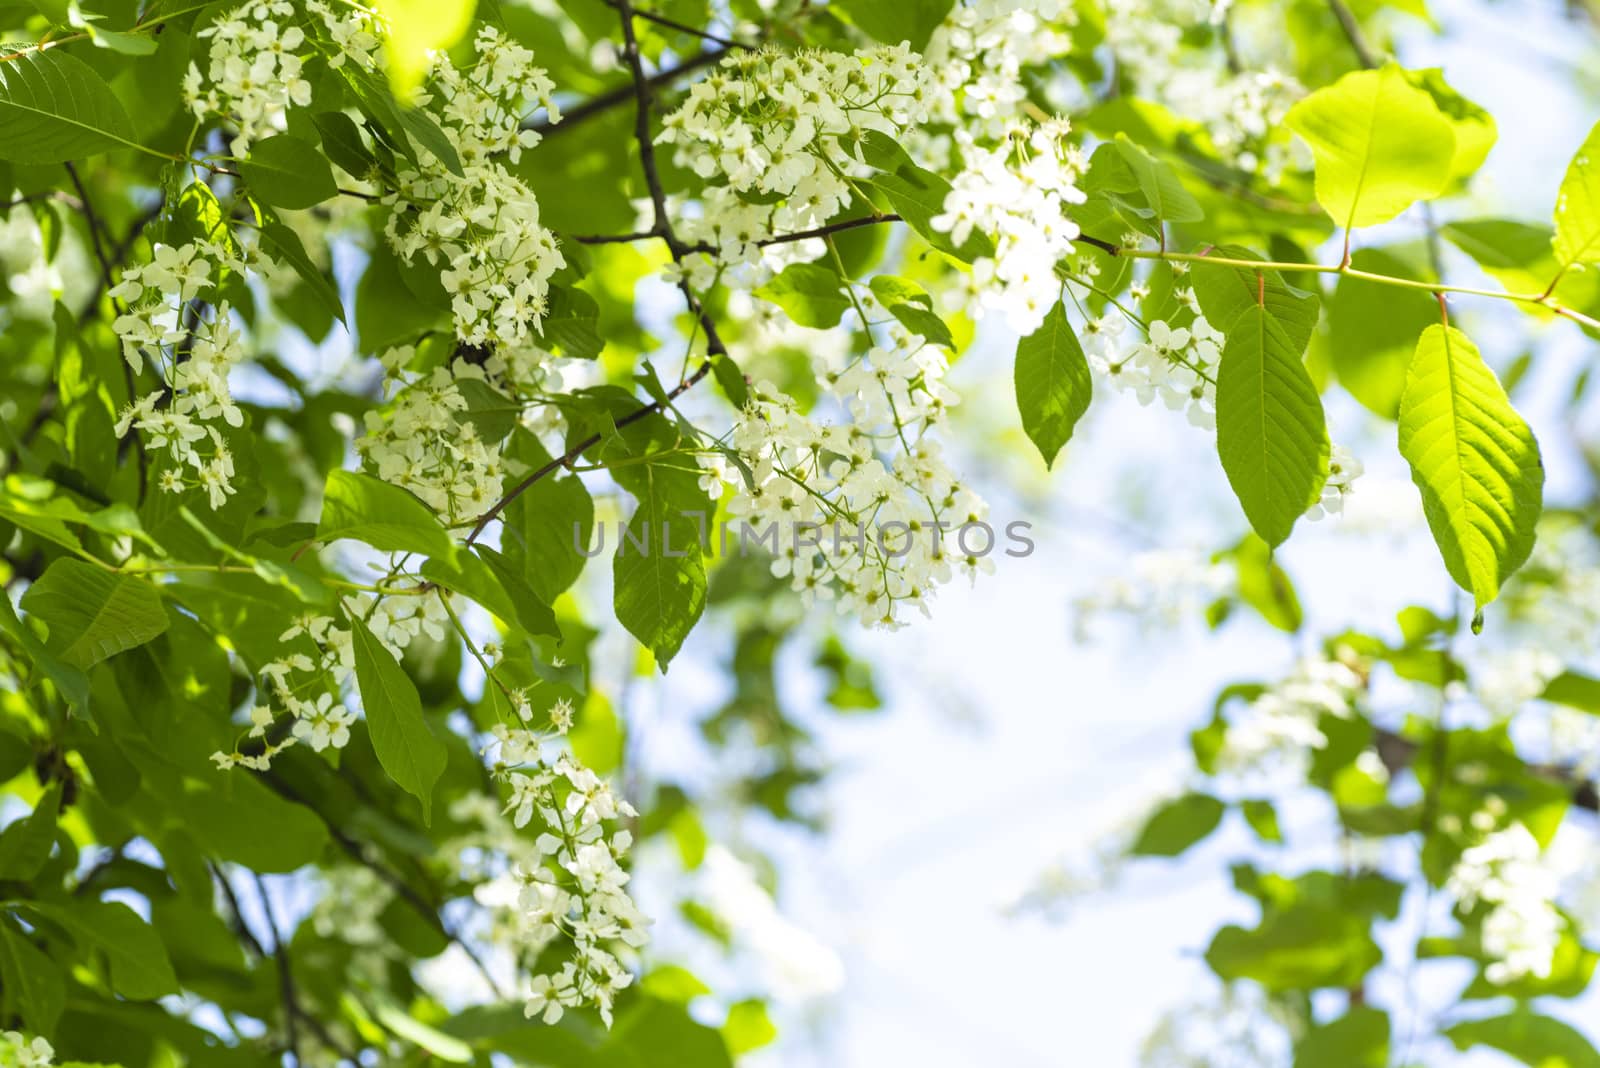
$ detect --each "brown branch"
[568,212,906,251]
[1327,0,1382,69]
[603,0,753,50]
[524,45,730,137]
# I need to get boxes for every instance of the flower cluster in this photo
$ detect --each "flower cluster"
[935,118,1088,334]
[1078,301,1223,431]
[111,241,250,509]
[185,0,379,155]
[1305,444,1364,520]
[1216,653,1366,779]
[0,1032,52,1068]
[211,593,451,771]
[1071,549,1231,637]
[1446,822,1563,985]
[657,44,932,274]
[924,0,1077,137]
[384,28,565,350]
[1103,0,1303,180]
[709,315,987,629]
[356,358,507,525]
[480,717,649,1027]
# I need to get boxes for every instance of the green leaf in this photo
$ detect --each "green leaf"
[504,432,593,605]
[1013,300,1092,469]
[1447,1011,1600,1068]
[257,221,346,324]
[755,263,852,329]
[239,133,338,210]
[539,285,604,360]
[1542,671,1600,713]
[313,110,376,177]
[24,899,179,1000]
[350,614,447,823]
[1215,303,1330,547]
[317,469,456,560]
[0,49,141,162]
[1131,793,1225,857]
[1207,906,1382,991]
[341,63,463,177]
[1295,1007,1389,1068]
[373,997,474,1062]
[611,428,714,669]
[19,559,169,669]
[1403,68,1496,182]
[1241,799,1283,843]
[1553,120,1600,271]
[1111,134,1203,225]
[0,591,89,709]
[1230,533,1303,633]
[1190,246,1319,351]
[1397,325,1543,610]
[0,919,64,1035]
[1443,219,1565,297]
[723,999,778,1056]
[1286,63,1456,230]
[1327,248,1437,419]
[0,783,61,880]
[474,546,561,639]
[866,162,994,264]
[832,0,952,50]
[868,275,955,349]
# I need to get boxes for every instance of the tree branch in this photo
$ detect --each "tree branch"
[524,45,730,137]
[1327,0,1382,69]
[603,0,753,50]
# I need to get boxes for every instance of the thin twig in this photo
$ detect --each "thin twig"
[1327,0,1382,68]
[524,46,730,136]
[604,0,753,50]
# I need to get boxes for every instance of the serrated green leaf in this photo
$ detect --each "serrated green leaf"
[1286,63,1456,230]
[1112,134,1203,225]
[19,559,169,669]
[867,164,994,264]
[1553,120,1600,271]
[1397,325,1543,610]
[0,49,141,162]
[1013,300,1091,469]
[239,133,338,210]
[350,614,447,823]
[1215,304,1330,547]
[317,469,456,560]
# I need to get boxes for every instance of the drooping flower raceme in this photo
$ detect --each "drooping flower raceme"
[709,316,988,629]
[656,44,933,275]
[934,118,1089,334]
[384,28,566,351]
[110,240,252,508]
[1446,823,1564,985]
